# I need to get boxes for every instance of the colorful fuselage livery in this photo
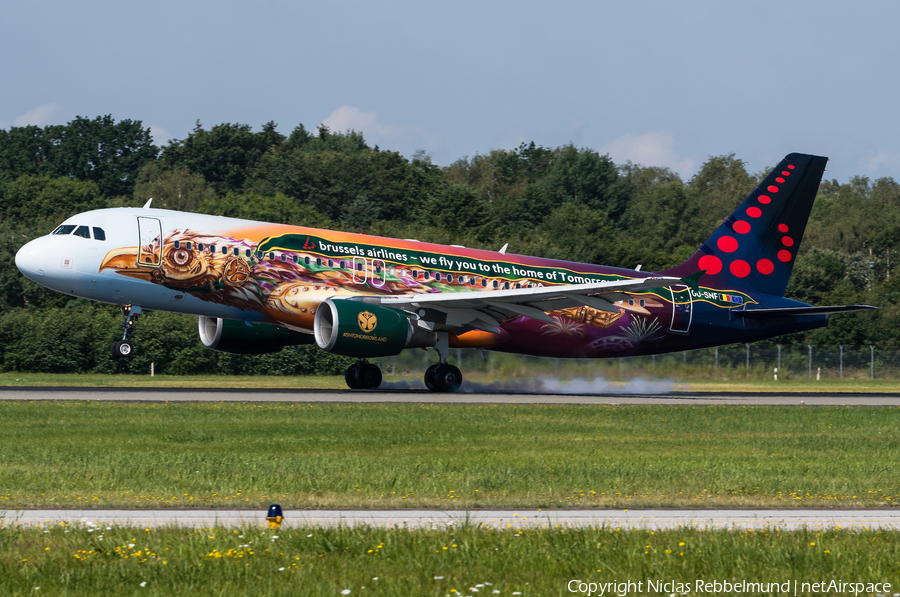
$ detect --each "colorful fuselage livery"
[15,153,872,391]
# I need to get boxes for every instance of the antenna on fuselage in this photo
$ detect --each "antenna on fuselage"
[499,243,509,254]
[143,198,153,209]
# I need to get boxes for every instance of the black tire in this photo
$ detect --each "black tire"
[433,363,463,393]
[356,363,382,389]
[424,363,440,391]
[111,340,132,359]
[345,364,361,389]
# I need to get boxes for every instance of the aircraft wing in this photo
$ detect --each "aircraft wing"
[357,275,683,333]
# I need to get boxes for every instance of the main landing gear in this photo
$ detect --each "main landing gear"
[345,359,383,390]
[342,333,464,392]
[111,305,141,359]
[424,331,462,392]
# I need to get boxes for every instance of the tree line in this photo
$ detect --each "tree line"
[0,116,896,374]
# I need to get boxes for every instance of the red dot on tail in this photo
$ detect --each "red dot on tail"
[778,223,789,233]
[777,250,792,262]
[757,259,774,275]
[767,185,780,193]
[776,177,785,183]
[698,254,723,275]
[788,165,795,169]
[730,260,751,277]
[717,236,739,253]
[746,207,762,218]
[733,220,751,234]
[782,236,794,247]
[758,195,771,204]
[781,171,790,176]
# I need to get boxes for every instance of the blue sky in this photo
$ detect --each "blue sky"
[3,1,900,183]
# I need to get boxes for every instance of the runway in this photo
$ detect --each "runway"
[4,508,900,530]
[2,386,900,405]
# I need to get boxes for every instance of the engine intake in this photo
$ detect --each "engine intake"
[198,316,313,355]
[313,298,436,357]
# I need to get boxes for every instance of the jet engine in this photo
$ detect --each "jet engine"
[313,298,436,357]
[198,316,314,355]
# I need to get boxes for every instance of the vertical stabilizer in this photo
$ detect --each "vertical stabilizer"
[662,152,827,297]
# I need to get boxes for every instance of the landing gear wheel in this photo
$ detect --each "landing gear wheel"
[424,363,440,391]
[432,363,462,393]
[355,363,382,389]
[111,340,133,359]
[344,363,362,389]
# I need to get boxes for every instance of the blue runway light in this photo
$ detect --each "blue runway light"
[266,504,284,529]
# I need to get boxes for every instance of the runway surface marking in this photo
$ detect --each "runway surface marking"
[2,387,900,405]
[4,509,900,530]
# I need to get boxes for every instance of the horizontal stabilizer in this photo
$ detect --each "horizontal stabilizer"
[738,305,877,318]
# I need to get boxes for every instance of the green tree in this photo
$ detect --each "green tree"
[132,163,216,211]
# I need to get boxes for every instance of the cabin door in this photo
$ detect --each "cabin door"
[668,285,693,335]
[137,217,162,268]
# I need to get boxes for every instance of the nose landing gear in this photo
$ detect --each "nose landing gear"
[111,305,141,359]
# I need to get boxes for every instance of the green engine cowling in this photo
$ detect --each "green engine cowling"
[313,298,436,358]
[198,316,314,355]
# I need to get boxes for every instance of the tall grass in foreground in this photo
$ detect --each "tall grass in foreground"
[1,524,898,596]
[1,402,899,509]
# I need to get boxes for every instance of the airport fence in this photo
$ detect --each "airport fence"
[373,344,900,382]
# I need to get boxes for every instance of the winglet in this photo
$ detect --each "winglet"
[681,270,705,291]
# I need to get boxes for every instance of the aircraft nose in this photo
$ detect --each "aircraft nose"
[15,239,47,281]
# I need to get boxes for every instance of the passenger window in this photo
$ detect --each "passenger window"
[292,255,298,264]
[281,254,287,262]
[328,259,334,268]
[222,246,228,255]
[52,225,77,235]
[198,243,205,251]
[257,251,263,259]
[628,298,634,306]
[639,299,646,307]
[493,280,499,289]
[73,226,91,239]
[174,240,181,249]
[504,282,510,289]
[481,279,487,287]
[233,248,239,256]
[245,249,251,258]
[435,273,442,282]
[304,256,310,265]
[356,262,364,271]
[317,258,323,267]
[92,227,106,241]
[268,252,275,261]
[186,242,192,250]
[412,270,419,279]
[515,283,520,289]
[209,245,216,253]
[424,272,431,280]
[447,274,453,283]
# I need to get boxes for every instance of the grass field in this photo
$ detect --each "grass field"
[2,523,898,596]
[2,401,900,509]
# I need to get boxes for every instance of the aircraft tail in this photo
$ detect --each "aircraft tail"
[662,152,827,297]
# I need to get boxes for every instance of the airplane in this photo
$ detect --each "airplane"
[15,152,873,392]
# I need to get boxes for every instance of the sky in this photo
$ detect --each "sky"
[3,0,900,184]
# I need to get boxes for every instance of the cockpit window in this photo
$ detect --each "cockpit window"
[73,226,91,239]
[52,225,76,235]
[92,227,106,241]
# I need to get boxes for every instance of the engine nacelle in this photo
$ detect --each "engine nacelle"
[313,298,436,358]
[198,316,313,355]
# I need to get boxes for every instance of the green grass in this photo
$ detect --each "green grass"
[1,523,898,596]
[2,402,900,509]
